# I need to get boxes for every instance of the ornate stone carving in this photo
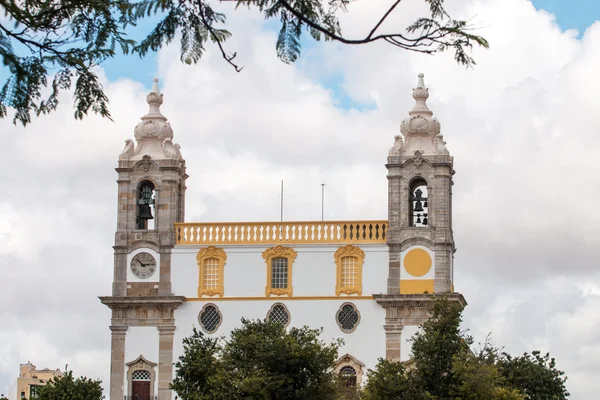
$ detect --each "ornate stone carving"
[197,246,227,297]
[413,150,423,167]
[134,119,173,141]
[162,138,179,159]
[334,245,365,295]
[434,134,449,155]
[388,135,404,156]
[263,245,297,297]
[119,139,135,160]
[140,155,152,172]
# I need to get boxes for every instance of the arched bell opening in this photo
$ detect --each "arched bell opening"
[409,178,428,227]
[136,180,156,230]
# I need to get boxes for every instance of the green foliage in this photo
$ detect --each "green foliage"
[497,351,570,400]
[362,359,429,400]
[1,0,488,126]
[1,393,9,400]
[171,318,342,400]
[362,298,567,400]
[34,369,103,400]
[410,297,470,397]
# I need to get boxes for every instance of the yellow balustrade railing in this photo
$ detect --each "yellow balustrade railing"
[175,220,388,245]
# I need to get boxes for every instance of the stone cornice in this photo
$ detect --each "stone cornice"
[373,293,467,308]
[99,296,186,310]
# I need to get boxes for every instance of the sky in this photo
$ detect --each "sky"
[1,0,599,398]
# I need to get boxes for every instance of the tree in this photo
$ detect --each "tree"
[362,298,565,400]
[33,369,104,400]
[1,393,9,400]
[0,0,489,126]
[361,359,429,400]
[171,318,343,400]
[410,297,470,398]
[497,351,570,400]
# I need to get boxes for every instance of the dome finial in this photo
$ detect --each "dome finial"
[151,77,160,94]
[409,73,432,116]
[417,72,425,89]
[143,78,166,121]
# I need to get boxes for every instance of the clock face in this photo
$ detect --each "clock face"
[130,252,157,279]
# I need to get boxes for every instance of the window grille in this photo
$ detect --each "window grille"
[336,303,360,333]
[199,304,222,333]
[132,370,151,381]
[203,258,219,290]
[339,366,357,386]
[340,256,358,289]
[267,303,290,326]
[271,257,288,289]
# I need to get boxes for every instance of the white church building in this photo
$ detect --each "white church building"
[100,74,465,400]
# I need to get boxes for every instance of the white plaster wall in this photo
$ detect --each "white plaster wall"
[124,327,159,396]
[400,325,421,362]
[171,244,389,297]
[400,245,435,280]
[127,247,161,282]
[173,299,386,383]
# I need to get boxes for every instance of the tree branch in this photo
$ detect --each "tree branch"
[366,0,402,40]
[197,1,243,72]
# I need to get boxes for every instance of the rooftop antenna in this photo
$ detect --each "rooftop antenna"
[321,183,325,221]
[280,180,284,222]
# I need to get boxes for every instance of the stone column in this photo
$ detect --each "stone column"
[109,326,127,400]
[157,325,176,400]
[384,324,403,361]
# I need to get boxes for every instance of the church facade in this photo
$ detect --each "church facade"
[100,74,465,400]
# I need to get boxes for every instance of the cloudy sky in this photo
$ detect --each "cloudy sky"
[1,0,599,398]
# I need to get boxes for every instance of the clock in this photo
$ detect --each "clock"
[130,252,157,279]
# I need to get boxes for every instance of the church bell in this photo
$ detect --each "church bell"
[413,188,425,212]
[137,184,155,222]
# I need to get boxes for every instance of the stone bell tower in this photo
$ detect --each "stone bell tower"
[374,73,466,361]
[100,79,187,400]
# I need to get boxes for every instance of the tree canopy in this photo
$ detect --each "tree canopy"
[0,0,488,125]
[363,298,568,400]
[172,302,569,400]
[32,369,104,400]
[171,319,343,400]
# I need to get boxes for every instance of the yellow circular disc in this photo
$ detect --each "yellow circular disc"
[404,248,432,277]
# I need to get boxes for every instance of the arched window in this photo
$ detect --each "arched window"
[334,245,365,295]
[136,181,155,230]
[339,366,357,387]
[409,178,428,227]
[196,247,227,297]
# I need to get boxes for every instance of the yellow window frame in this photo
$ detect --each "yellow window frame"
[197,246,227,297]
[334,245,365,295]
[263,245,297,297]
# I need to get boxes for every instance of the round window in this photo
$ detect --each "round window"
[267,303,290,327]
[198,304,222,333]
[336,303,360,333]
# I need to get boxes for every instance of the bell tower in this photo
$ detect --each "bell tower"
[374,73,466,361]
[100,79,187,400]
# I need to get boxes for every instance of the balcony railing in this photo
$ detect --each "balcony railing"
[175,220,387,245]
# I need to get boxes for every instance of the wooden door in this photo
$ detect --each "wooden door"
[132,381,150,400]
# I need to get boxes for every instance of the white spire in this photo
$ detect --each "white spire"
[409,72,432,116]
[151,77,160,94]
[142,78,166,121]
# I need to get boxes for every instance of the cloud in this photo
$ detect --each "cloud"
[1,0,599,398]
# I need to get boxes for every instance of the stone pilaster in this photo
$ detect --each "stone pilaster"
[157,325,176,400]
[384,324,403,361]
[109,325,127,400]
